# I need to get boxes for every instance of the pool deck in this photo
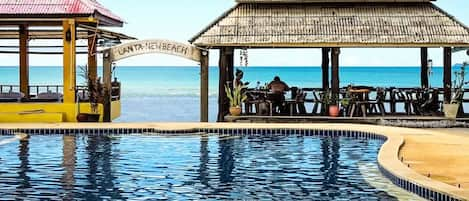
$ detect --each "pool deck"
[400,128,469,191]
[0,123,468,200]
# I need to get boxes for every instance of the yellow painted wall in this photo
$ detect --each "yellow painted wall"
[0,101,121,123]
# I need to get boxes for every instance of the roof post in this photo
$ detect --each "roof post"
[421,47,429,88]
[19,24,29,98]
[88,30,98,82]
[218,47,234,122]
[331,47,340,106]
[62,19,76,104]
[443,47,452,103]
[200,50,209,122]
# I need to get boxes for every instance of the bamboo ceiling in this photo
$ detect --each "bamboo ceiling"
[190,3,469,48]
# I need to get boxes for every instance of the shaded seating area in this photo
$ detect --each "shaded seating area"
[189,0,469,122]
[237,86,468,119]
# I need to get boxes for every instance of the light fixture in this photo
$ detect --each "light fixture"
[65,29,71,42]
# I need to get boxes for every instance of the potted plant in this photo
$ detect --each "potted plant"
[443,62,469,119]
[225,84,247,116]
[76,65,102,122]
[323,90,340,117]
[340,97,350,117]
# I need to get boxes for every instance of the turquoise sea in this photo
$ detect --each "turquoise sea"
[0,66,461,122]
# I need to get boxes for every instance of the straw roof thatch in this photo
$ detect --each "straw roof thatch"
[190,3,469,48]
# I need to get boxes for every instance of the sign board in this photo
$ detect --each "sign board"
[109,39,202,62]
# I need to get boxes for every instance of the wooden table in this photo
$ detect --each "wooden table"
[349,88,371,117]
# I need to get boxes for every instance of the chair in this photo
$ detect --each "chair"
[0,92,24,102]
[36,91,63,102]
[311,90,324,115]
[368,88,386,116]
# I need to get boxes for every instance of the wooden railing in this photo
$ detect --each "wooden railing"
[0,84,121,102]
[245,86,469,116]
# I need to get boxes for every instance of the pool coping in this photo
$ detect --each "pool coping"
[0,123,468,200]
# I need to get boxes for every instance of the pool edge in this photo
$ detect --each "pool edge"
[0,123,467,200]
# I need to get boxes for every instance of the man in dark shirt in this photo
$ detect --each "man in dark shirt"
[267,76,290,114]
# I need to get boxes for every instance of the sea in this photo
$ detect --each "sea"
[0,66,463,122]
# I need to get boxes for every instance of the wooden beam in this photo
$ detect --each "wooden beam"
[62,19,76,103]
[88,30,97,81]
[443,47,452,103]
[19,25,29,97]
[102,50,112,122]
[200,51,209,122]
[217,47,234,122]
[420,47,429,88]
[331,47,340,105]
[321,48,330,91]
[196,43,469,49]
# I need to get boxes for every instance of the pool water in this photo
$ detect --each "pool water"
[0,134,418,200]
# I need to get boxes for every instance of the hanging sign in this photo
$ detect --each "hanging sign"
[109,39,202,62]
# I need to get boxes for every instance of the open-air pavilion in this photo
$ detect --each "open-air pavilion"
[190,0,469,122]
[0,0,135,122]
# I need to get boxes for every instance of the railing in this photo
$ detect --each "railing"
[0,85,63,97]
[244,87,469,116]
[0,83,121,103]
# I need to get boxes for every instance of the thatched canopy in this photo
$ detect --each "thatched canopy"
[190,2,469,48]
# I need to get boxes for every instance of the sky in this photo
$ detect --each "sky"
[1,0,469,67]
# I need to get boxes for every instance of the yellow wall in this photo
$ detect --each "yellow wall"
[0,100,121,123]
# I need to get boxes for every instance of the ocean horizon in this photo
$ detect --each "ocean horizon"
[0,66,464,122]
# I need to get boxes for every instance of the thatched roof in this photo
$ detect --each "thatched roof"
[190,3,469,48]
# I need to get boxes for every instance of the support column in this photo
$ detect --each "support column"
[19,25,29,97]
[331,47,340,105]
[102,50,113,122]
[63,19,77,103]
[200,50,209,122]
[443,47,452,103]
[321,48,330,91]
[217,47,234,122]
[420,47,429,88]
[88,30,97,81]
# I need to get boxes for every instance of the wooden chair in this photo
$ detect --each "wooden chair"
[368,88,386,116]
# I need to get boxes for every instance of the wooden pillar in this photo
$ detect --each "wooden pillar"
[19,25,29,97]
[62,19,76,103]
[321,48,330,91]
[200,50,209,122]
[88,31,97,81]
[102,50,113,122]
[443,47,452,103]
[420,47,429,88]
[217,47,234,122]
[331,47,340,105]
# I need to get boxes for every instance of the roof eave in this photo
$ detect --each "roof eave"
[193,42,469,48]
[189,3,239,44]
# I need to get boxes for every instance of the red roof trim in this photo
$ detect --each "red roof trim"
[0,0,123,26]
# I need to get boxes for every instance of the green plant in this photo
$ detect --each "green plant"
[450,62,469,104]
[225,84,247,107]
[77,65,102,113]
[322,90,339,106]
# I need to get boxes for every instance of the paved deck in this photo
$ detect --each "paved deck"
[0,123,468,199]
[400,128,469,191]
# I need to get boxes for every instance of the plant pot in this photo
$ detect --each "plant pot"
[443,104,460,119]
[77,113,101,122]
[229,106,242,116]
[329,105,340,117]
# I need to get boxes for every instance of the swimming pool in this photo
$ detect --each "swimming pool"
[0,132,423,200]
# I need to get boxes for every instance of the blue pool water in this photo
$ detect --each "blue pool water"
[0,134,403,200]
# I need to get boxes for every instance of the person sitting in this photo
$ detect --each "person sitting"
[268,76,290,94]
[233,69,249,87]
[267,76,290,114]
